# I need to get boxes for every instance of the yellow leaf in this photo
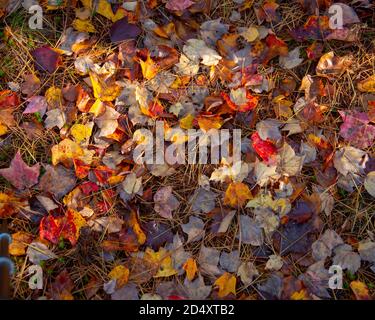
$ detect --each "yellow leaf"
[291,289,309,300]
[107,175,125,185]
[89,72,121,102]
[272,95,293,118]
[112,7,127,22]
[183,258,198,281]
[144,247,178,278]
[89,99,106,117]
[246,193,290,215]
[358,75,375,93]
[196,115,223,131]
[51,138,84,166]
[139,54,160,80]
[109,265,129,288]
[179,114,195,130]
[224,182,252,207]
[72,19,97,33]
[45,87,63,109]
[9,231,33,256]
[214,272,236,298]
[70,123,93,143]
[241,26,259,42]
[350,281,370,300]
[81,0,115,21]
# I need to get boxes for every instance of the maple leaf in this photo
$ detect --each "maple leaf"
[0,151,40,190]
[224,182,252,207]
[214,272,237,298]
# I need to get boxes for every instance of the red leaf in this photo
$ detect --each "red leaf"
[73,159,90,179]
[0,151,40,190]
[79,181,99,195]
[251,132,277,163]
[0,90,20,108]
[40,215,60,244]
[221,91,258,112]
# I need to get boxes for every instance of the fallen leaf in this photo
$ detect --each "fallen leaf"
[339,111,375,149]
[109,265,130,289]
[49,269,74,300]
[183,258,198,281]
[265,255,283,271]
[224,182,252,207]
[144,247,178,278]
[23,96,48,116]
[0,151,40,190]
[238,215,264,246]
[183,275,212,299]
[251,132,277,163]
[237,261,259,286]
[139,54,160,80]
[26,241,57,264]
[332,244,361,274]
[182,216,205,243]
[72,19,97,33]
[198,246,221,276]
[32,46,62,73]
[109,17,141,43]
[220,250,240,273]
[214,272,236,298]
[9,231,33,256]
[166,0,193,11]
[358,75,375,93]
[154,186,180,219]
[51,138,84,166]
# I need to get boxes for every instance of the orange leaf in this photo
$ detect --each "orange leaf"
[139,54,160,80]
[183,258,198,281]
[358,75,375,93]
[195,113,223,131]
[214,272,237,298]
[224,182,252,207]
[9,231,33,256]
[108,265,129,288]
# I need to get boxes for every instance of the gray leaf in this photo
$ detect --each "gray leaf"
[219,250,240,273]
[238,215,264,246]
